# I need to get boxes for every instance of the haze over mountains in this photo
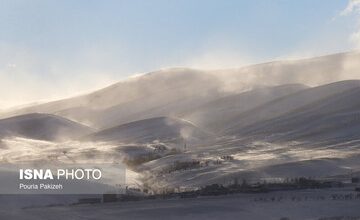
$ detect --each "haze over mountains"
[0,51,359,145]
[0,51,360,189]
[1,51,360,131]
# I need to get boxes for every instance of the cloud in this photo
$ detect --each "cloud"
[341,0,360,48]
[7,63,16,68]
[341,0,360,16]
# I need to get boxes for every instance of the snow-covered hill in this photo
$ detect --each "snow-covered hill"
[0,113,93,141]
[2,51,360,130]
[181,84,308,132]
[223,80,360,136]
[1,68,225,128]
[86,117,211,146]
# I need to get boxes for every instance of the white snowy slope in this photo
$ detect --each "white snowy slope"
[223,80,360,135]
[0,113,94,141]
[180,84,308,132]
[230,84,360,143]
[86,116,212,146]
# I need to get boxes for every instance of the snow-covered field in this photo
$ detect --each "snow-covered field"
[0,134,359,219]
[1,188,360,220]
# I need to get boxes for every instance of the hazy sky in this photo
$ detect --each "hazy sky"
[0,0,359,108]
